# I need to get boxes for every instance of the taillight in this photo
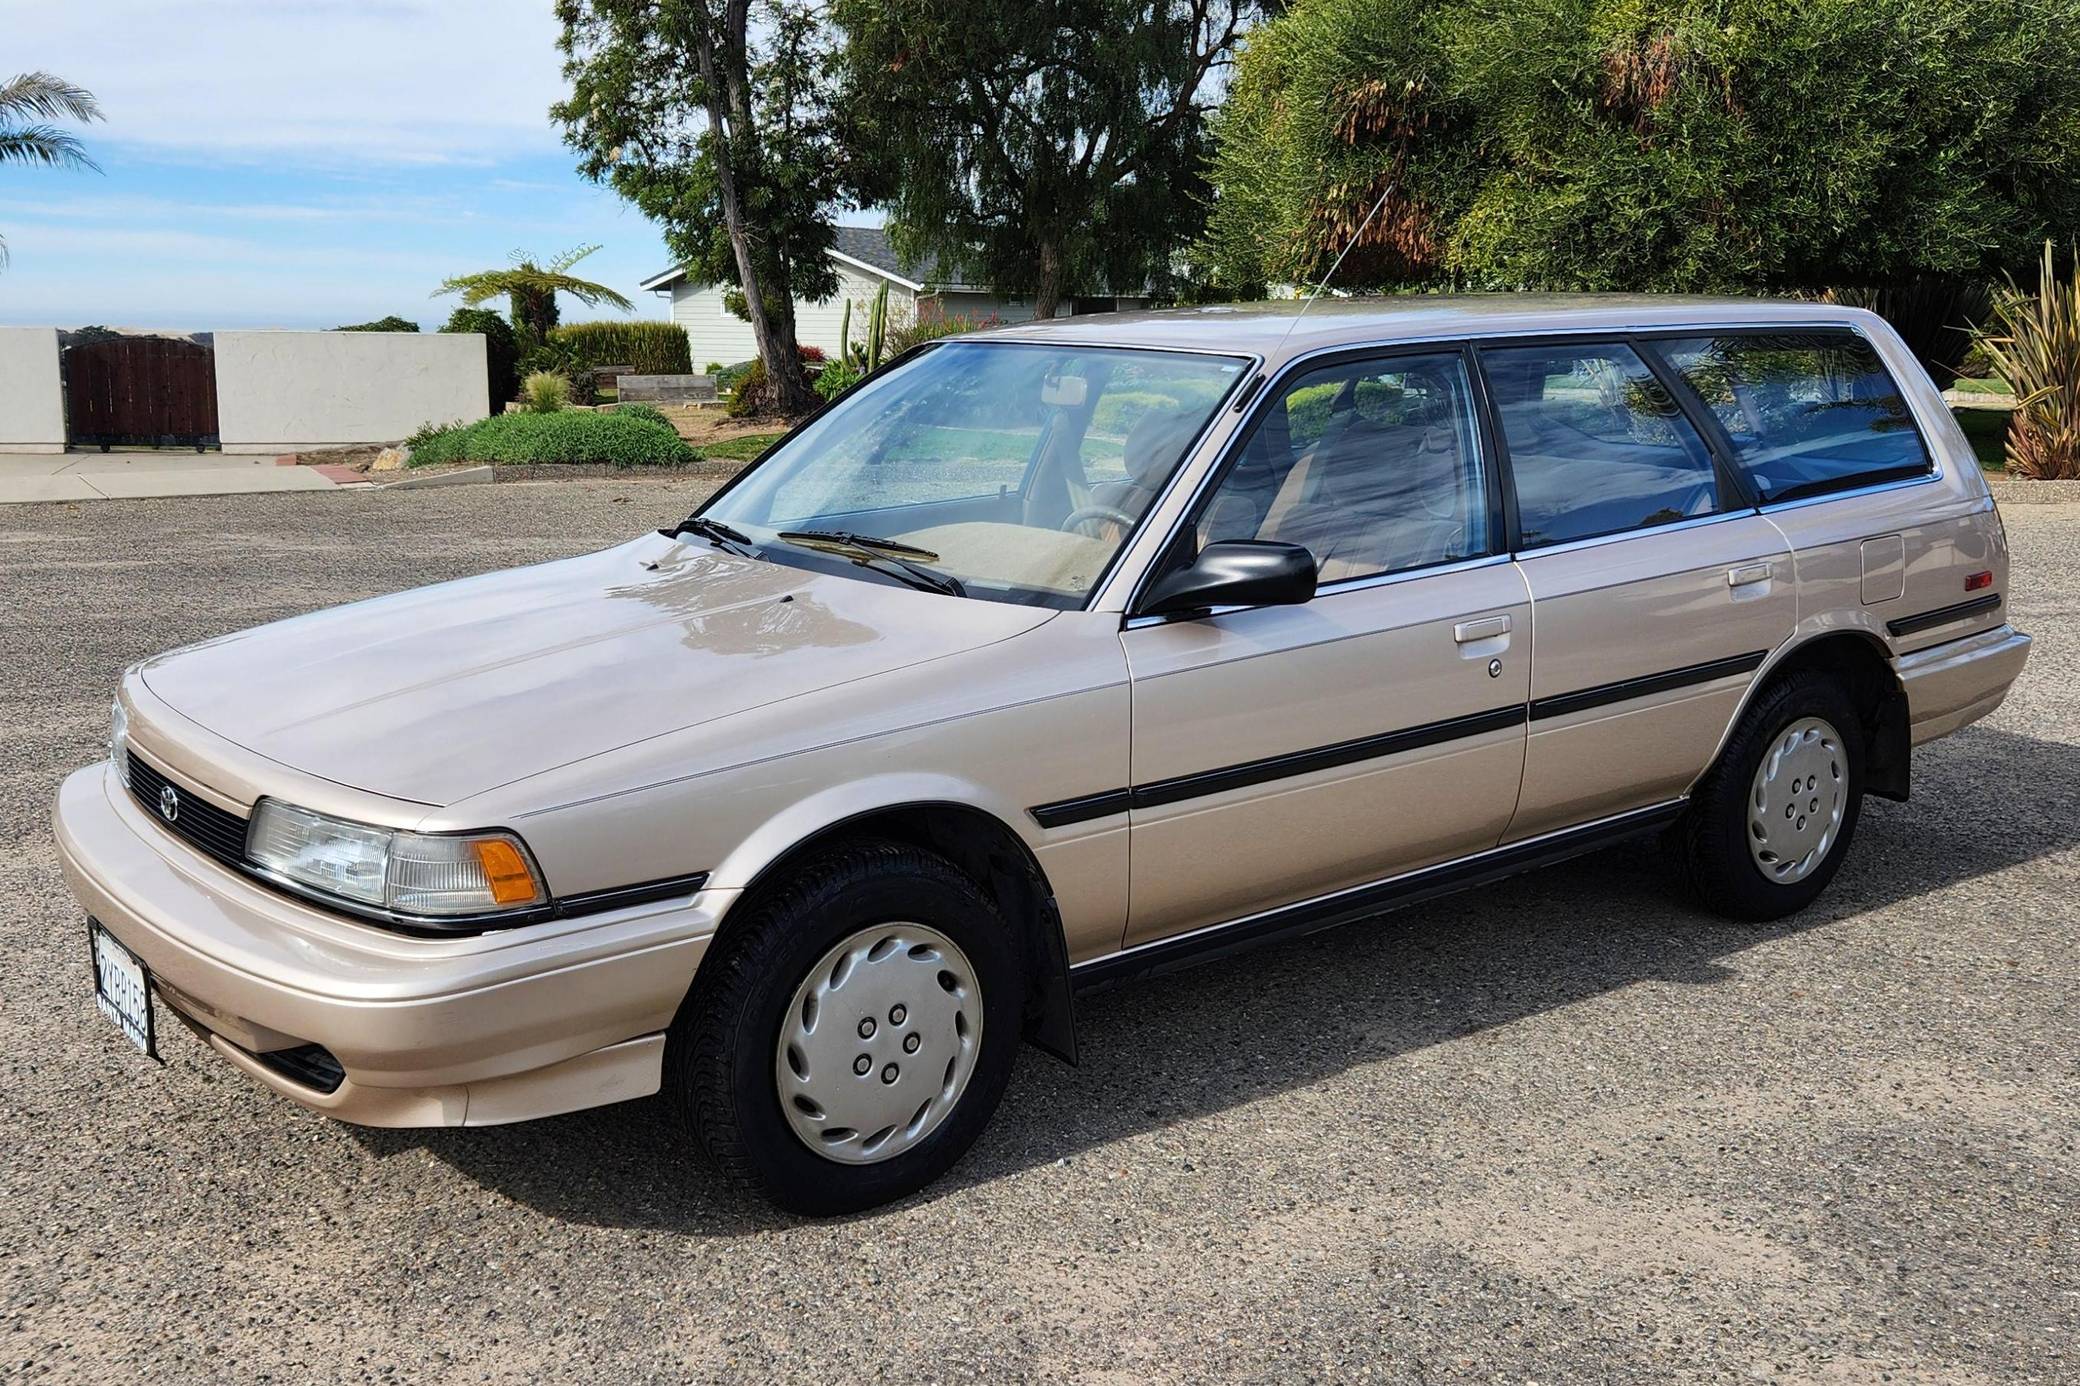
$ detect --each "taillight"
[1965,570,1993,592]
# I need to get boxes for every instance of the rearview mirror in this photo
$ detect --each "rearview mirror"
[1139,540,1318,617]
[1040,373,1089,408]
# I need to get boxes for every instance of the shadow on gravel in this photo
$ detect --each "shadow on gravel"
[368,722,2080,1234]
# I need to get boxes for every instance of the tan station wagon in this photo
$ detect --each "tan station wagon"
[58,296,2032,1213]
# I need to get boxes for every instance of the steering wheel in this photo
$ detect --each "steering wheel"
[1060,503,1139,537]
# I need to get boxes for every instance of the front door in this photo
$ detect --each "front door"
[1477,338,1796,840]
[1119,347,1531,946]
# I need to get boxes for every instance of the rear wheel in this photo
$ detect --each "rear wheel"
[666,840,1023,1215]
[1673,672,1865,921]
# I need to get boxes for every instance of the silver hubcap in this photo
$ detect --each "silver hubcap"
[775,923,982,1165]
[1747,716,1846,885]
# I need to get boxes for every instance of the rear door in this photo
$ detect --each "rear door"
[1480,337,1796,841]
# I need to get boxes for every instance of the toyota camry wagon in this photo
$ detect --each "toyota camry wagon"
[58,296,2031,1213]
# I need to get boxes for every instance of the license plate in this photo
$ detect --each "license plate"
[89,921,157,1058]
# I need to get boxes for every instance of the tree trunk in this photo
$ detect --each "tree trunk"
[696,8,817,417]
[1033,239,1064,320]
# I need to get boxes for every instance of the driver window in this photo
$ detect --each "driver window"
[1481,341,1724,548]
[1198,351,1491,584]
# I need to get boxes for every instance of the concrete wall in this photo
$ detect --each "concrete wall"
[0,328,66,453]
[213,331,488,453]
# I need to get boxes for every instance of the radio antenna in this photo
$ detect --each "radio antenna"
[1271,181,1395,358]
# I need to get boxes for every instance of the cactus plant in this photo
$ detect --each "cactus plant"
[838,298,852,367]
[869,280,890,368]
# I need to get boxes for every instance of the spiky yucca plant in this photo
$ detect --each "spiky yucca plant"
[1981,242,2080,480]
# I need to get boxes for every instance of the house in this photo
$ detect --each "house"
[639,226,1152,370]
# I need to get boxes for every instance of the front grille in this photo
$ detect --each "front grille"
[251,1043,346,1094]
[124,753,251,868]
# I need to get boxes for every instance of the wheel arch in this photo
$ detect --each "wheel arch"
[1709,628,1910,801]
[711,793,1080,1064]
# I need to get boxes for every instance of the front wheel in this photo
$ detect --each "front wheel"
[665,840,1024,1215]
[1672,671,1866,921]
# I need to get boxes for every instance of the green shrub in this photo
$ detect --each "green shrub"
[547,321,694,376]
[405,418,466,449]
[334,315,420,332]
[440,307,519,410]
[814,359,862,400]
[1207,0,2080,307]
[887,310,999,355]
[613,401,673,428]
[516,338,597,404]
[408,410,695,467]
[725,358,768,417]
[521,370,571,413]
[726,348,825,417]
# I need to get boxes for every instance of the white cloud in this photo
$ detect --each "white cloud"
[9,0,575,167]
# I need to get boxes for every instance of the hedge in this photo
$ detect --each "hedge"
[547,321,694,376]
[409,410,694,467]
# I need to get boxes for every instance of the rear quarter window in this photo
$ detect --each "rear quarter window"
[1656,332,1932,504]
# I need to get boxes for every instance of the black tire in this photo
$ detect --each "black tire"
[665,839,1024,1215]
[1672,671,1866,922]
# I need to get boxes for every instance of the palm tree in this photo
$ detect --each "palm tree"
[1,72,104,268]
[434,244,634,342]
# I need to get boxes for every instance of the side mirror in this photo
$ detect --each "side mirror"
[1139,540,1318,618]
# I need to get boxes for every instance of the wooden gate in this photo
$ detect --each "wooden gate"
[64,336,219,451]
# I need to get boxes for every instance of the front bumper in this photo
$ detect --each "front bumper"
[54,762,726,1127]
[1896,622,2033,745]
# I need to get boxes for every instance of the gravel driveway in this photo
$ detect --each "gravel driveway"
[3,483,2074,1384]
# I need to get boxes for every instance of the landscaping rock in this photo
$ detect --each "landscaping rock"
[370,446,409,472]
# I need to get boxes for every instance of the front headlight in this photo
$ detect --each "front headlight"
[110,697,130,786]
[246,799,548,920]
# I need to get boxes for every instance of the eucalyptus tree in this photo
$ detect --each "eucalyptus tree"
[836,0,1253,319]
[555,0,848,415]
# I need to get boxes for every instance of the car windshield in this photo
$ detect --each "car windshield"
[696,341,1250,608]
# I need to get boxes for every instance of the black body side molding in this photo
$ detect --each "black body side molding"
[1886,593,2001,638]
[1070,801,1684,993]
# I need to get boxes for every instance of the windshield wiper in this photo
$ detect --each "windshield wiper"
[776,528,941,561]
[666,515,758,556]
[775,532,966,597]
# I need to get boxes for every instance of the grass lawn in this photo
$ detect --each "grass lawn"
[1952,404,2009,472]
[695,431,785,461]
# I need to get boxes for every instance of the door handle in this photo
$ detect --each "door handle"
[1454,614,1512,643]
[1727,562,1773,588]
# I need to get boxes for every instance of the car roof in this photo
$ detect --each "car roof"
[966,294,1879,369]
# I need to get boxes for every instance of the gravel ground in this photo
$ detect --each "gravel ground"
[2,482,2075,1384]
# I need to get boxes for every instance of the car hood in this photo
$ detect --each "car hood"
[139,533,1053,806]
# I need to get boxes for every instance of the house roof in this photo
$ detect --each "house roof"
[640,225,971,295]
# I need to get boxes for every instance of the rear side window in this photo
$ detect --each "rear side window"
[1482,341,1724,548]
[1657,332,1932,504]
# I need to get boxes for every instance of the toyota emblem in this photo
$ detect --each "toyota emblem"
[158,784,179,823]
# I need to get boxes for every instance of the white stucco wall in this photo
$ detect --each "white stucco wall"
[213,331,488,452]
[0,327,66,453]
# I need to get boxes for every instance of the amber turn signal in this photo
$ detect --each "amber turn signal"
[473,837,544,905]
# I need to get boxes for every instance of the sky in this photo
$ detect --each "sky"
[0,1,683,330]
